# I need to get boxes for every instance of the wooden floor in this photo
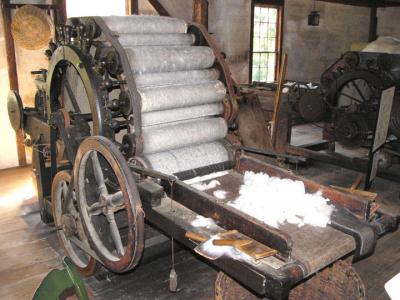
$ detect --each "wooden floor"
[0,166,399,299]
[0,167,61,300]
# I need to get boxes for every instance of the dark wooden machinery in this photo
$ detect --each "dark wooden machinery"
[7,14,398,300]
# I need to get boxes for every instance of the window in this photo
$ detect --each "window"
[66,0,126,17]
[250,3,282,83]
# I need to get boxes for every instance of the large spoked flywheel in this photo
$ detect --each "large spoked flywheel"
[52,170,98,276]
[326,71,384,147]
[74,136,144,273]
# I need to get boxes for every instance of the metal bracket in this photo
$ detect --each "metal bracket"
[329,208,377,260]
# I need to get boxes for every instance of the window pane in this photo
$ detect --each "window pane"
[254,7,261,22]
[252,53,260,66]
[268,53,276,69]
[253,37,260,52]
[260,38,267,51]
[268,25,276,38]
[260,23,268,38]
[267,38,276,52]
[254,23,260,38]
[269,9,277,23]
[267,72,274,83]
[260,53,268,66]
[259,68,267,81]
[252,67,260,81]
[260,7,268,21]
[251,5,279,82]
[67,0,125,17]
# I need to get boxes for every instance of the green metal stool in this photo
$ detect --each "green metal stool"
[32,257,90,300]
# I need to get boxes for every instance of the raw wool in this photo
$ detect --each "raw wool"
[283,81,318,94]
[213,190,228,199]
[200,235,251,261]
[192,179,220,191]
[363,36,400,54]
[191,215,216,228]
[184,170,229,185]
[228,171,335,229]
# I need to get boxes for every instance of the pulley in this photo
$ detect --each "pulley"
[52,170,98,276]
[7,90,24,131]
[334,113,370,147]
[74,136,144,273]
[297,90,326,123]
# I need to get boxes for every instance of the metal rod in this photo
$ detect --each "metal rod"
[129,164,176,182]
[235,145,307,163]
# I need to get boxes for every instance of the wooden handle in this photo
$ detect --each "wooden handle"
[350,175,363,191]
[213,239,251,247]
[185,231,207,243]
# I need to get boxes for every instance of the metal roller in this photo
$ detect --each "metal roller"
[102,15,187,34]
[142,103,223,127]
[144,142,230,175]
[141,117,227,155]
[125,46,215,74]
[119,33,194,47]
[139,81,226,113]
[134,69,219,88]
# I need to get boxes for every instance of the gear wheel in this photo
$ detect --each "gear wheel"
[334,113,370,147]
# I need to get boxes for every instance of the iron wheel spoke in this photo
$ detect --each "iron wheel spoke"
[338,92,364,105]
[61,181,74,214]
[63,77,81,113]
[87,201,105,216]
[91,151,108,196]
[106,213,124,257]
[351,81,367,103]
[70,236,98,259]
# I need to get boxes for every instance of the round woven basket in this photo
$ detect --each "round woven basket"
[11,5,54,50]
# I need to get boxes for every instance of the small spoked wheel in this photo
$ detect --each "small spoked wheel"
[52,170,98,276]
[74,136,144,273]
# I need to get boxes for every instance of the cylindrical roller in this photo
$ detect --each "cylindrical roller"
[119,33,194,47]
[142,103,223,127]
[125,46,215,74]
[102,15,187,34]
[135,69,219,88]
[139,81,226,113]
[145,142,230,175]
[141,117,227,155]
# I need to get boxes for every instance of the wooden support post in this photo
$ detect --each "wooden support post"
[368,6,377,42]
[57,0,67,24]
[126,0,139,15]
[192,0,208,29]
[271,53,288,150]
[1,0,26,167]
[148,0,170,16]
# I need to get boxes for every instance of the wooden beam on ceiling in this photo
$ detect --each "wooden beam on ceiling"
[147,0,170,16]
[317,0,400,7]
[369,6,378,41]
[1,0,26,167]
[126,0,139,15]
[193,0,208,29]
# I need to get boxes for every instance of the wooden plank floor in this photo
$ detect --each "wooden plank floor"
[0,166,399,299]
[0,167,61,300]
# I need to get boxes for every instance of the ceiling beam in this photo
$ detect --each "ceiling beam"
[147,0,170,16]
[1,0,27,167]
[193,0,208,29]
[126,0,139,15]
[317,0,400,7]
